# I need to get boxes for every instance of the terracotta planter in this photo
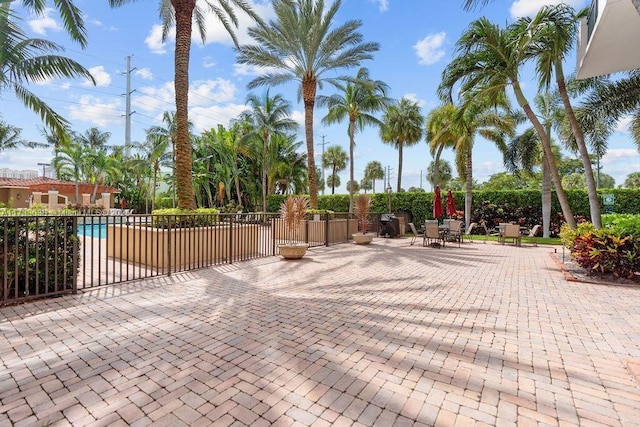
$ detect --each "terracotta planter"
[352,233,374,245]
[278,243,308,259]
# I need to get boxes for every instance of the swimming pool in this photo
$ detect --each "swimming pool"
[77,224,107,239]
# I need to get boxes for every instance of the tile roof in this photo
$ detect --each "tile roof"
[0,177,120,194]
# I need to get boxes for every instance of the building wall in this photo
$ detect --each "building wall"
[0,168,39,179]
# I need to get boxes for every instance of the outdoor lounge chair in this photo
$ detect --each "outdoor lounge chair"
[527,224,541,246]
[408,222,424,246]
[463,222,477,243]
[502,224,522,246]
[424,223,445,248]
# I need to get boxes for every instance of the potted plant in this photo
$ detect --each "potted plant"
[278,195,309,259]
[352,193,374,245]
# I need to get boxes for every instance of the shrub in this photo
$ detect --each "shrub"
[0,216,77,301]
[151,208,220,228]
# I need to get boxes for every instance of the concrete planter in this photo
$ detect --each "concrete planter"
[278,243,308,260]
[274,218,358,245]
[106,224,259,271]
[352,233,375,245]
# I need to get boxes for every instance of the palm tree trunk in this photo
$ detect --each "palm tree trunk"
[541,156,552,238]
[433,144,446,189]
[465,144,472,230]
[397,142,403,192]
[348,121,355,213]
[152,166,158,212]
[331,164,336,194]
[302,78,318,209]
[556,63,602,228]
[173,0,196,210]
[262,134,268,213]
[234,159,242,207]
[514,83,576,229]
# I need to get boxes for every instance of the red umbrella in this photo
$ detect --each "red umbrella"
[446,189,456,217]
[433,186,443,219]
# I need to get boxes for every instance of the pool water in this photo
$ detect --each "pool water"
[77,224,107,238]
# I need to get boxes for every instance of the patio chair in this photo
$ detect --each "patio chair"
[424,223,445,248]
[527,224,541,246]
[502,224,522,246]
[463,222,477,243]
[447,220,463,247]
[408,222,424,246]
[490,223,509,244]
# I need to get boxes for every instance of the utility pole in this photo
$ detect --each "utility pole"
[121,55,136,154]
[317,135,328,195]
[37,162,50,178]
[420,170,423,189]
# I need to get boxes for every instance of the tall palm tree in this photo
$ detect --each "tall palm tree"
[527,5,602,228]
[236,0,380,209]
[269,134,308,195]
[427,99,515,229]
[506,92,564,238]
[108,0,260,210]
[0,4,94,138]
[379,98,424,192]
[439,17,577,229]
[319,67,390,212]
[363,161,384,193]
[426,104,458,189]
[140,127,172,211]
[323,145,347,194]
[241,91,298,213]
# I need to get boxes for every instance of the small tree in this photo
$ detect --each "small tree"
[355,193,372,234]
[280,196,309,244]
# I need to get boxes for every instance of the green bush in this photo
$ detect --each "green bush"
[560,216,640,279]
[0,216,77,302]
[151,208,220,228]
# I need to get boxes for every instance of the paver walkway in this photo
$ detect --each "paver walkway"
[1,239,639,426]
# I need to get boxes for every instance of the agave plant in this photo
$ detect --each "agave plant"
[279,196,309,244]
[355,193,372,234]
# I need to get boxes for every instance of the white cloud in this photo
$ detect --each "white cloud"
[233,63,279,76]
[189,79,236,106]
[203,56,217,69]
[475,161,505,182]
[190,104,249,132]
[145,24,171,55]
[372,0,389,12]
[403,93,426,108]
[290,110,305,130]
[27,7,61,35]
[510,0,586,18]
[134,68,154,81]
[413,32,447,66]
[195,0,275,46]
[614,115,633,133]
[83,66,111,87]
[68,95,123,127]
[133,82,175,113]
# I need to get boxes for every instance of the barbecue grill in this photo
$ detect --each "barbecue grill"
[379,213,399,238]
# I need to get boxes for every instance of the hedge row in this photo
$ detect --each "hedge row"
[269,188,640,230]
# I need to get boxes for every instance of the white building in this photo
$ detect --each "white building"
[576,0,640,79]
[0,168,40,179]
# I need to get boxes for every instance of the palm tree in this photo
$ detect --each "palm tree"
[52,141,87,203]
[319,68,390,212]
[426,99,515,229]
[323,145,347,194]
[505,92,563,238]
[236,0,380,209]
[363,161,384,193]
[0,119,47,151]
[439,17,577,229]
[379,98,424,192]
[270,135,308,195]
[108,0,260,210]
[241,91,298,213]
[140,127,172,211]
[527,5,602,228]
[0,4,94,138]
[427,159,453,190]
[426,104,458,189]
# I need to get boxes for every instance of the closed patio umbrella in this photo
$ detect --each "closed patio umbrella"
[446,189,456,217]
[433,186,443,219]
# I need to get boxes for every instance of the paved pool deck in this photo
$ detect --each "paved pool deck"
[1,238,639,426]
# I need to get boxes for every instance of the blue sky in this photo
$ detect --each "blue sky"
[2,0,639,191]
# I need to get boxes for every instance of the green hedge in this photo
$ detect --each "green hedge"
[269,188,640,225]
[0,216,77,302]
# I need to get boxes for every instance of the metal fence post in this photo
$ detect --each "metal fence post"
[72,216,78,294]
[325,213,330,247]
[167,215,172,276]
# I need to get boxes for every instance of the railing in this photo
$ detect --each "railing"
[1,211,367,306]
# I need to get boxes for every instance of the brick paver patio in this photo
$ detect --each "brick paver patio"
[1,238,639,426]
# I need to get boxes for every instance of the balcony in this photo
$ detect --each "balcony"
[576,0,640,79]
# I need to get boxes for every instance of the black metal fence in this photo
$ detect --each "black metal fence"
[1,211,366,306]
